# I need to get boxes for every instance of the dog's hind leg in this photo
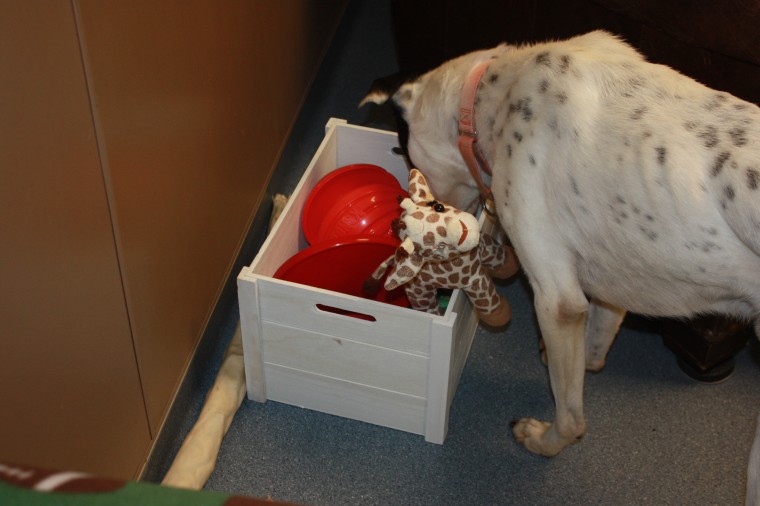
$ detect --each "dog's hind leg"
[513,286,589,456]
[584,299,626,372]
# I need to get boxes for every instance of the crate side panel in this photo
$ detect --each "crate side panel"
[444,263,484,406]
[249,123,339,277]
[264,364,426,435]
[256,278,432,355]
[334,124,408,185]
[261,321,428,397]
[424,318,456,444]
[448,301,479,406]
[237,272,266,401]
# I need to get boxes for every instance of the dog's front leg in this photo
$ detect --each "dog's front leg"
[513,292,588,456]
[585,299,626,372]
[538,299,624,371]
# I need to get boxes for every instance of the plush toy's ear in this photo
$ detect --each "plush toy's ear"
[407,168,434,203]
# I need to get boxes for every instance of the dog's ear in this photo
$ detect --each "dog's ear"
[359,72,411,107]
[360,73,420,169]
[359,72,423,112]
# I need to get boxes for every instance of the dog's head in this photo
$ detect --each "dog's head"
[361,46,509,213]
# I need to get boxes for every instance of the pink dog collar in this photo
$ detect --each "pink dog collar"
[458,58,495,203]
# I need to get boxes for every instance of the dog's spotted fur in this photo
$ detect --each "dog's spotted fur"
[363,30,759,501]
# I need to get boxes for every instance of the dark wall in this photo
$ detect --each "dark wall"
[391,0,760,104]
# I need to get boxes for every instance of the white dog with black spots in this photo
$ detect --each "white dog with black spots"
[363,30,760,504]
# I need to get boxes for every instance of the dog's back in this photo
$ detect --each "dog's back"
[475,31,760,320]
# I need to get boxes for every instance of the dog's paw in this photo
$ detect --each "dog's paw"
[511,418,582,457]
[585,358,607,373]
[511,418,553,455]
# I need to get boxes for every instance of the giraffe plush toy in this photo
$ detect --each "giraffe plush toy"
[365,169,519,326]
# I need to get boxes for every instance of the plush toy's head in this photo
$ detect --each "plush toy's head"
[398,169,480,257]
[385,169,481,289]
[363,168,518,325]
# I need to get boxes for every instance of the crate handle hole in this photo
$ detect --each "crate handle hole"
[391,146,404,156]
[315,304,377,322]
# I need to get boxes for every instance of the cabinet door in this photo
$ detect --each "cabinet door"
[0,2,151,479]
[74,0,348,433]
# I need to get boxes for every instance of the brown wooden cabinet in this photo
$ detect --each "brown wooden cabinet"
[0,0,346,479]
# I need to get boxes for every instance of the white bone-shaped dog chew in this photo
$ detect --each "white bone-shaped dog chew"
[363,30,760,503]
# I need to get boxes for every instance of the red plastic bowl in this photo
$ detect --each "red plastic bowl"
[302,164,405,244]
[273,235,408,308]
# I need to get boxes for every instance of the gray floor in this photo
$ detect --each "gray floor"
[167,1,760,504]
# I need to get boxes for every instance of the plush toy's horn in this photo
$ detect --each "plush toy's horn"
[407,168,434,203]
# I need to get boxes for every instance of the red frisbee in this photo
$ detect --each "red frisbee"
[302,164,405,244]
[273,235,408,307]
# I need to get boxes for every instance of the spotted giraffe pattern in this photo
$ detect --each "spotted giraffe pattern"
[367,169,518,325]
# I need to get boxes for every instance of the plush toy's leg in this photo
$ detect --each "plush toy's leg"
[490,245,519,279]
[479,235,519,279]
[477,293,512,327]
[469,278,512,327]
[363,254,396,297]
[406,280,442,314]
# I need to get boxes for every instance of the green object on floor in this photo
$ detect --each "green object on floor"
[0,481,233,506]
[0,461,284,506]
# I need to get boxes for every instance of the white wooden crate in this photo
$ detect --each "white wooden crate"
[237,118,491,444]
